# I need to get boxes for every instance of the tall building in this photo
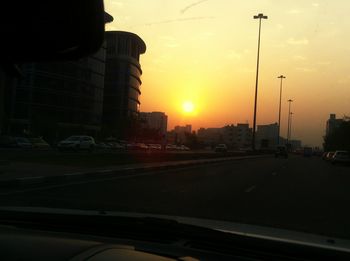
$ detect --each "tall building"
[236,123,252,148]
[326,114,343,136]
[256,123,279,148]
[102,31,146,137]
[7,45,106,142]
[140,111,168,136]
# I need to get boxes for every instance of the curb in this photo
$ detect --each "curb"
[0,155,270,189]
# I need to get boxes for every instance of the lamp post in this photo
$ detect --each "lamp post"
[286,99,293,145]
[252,13,268,151]
[289,112,294,143]
[277,75,286,145]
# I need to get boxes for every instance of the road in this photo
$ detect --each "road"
[1,155,350,239]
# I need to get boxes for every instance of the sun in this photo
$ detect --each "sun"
[182,101,195,113]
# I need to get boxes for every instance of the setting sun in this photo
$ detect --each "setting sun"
[182,101,195,114]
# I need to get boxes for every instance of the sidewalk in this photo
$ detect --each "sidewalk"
[0,155,269,188]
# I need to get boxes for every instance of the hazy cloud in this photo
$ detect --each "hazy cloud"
[110,1,124,7]
[181,0,210,14]
[293,55,307,61]
[296,67,315,72]
[288,9,303,14]
[227,50,242,60]
[287,38,309,45]
[144,16,215,26]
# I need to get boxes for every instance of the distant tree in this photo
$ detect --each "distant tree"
[323,116,350,151]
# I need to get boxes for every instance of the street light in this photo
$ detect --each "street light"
[289,112,294,143]
[277,75,286,145]
[252,13,268,151]
[286,99,293,145]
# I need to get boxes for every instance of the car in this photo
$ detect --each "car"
[166,144,177,151]
[331,151,350,165]
[0,136,17,148]
[322,151,328,160]
[57,136,95,151]
[275,146,288,158]
[14,137,33,149]
[148,144,161,150]
[325,151,335,161]
[28,137,50,150]
[215,144,228,153]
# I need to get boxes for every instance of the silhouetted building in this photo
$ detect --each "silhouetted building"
[102,31,146,137]
[326,114,343,136]
[256,123,278,149]
[7,45,106,142]
[197,127,223,146]
[140,111,168,136]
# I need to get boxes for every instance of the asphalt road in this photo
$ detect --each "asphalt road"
[1,155,350,239]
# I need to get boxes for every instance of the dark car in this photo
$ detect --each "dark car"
[275,146,288,158]
[28,138,51,150]
[215,144,228,153]
[331,151,350,165]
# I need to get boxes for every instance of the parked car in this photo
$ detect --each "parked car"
[148,144,161,150]
[166,144,177,151]
[127,143,148,151]
[275,146,288,158]
[325,151,335,161]
[14,137,33,149]
[322,152,328,160]
[215,144,228,153]
[0,136,17,148]
[57,136,95,151]
[331,151,350,165]
[28,137,50,149]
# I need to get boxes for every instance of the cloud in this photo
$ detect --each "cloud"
[296,67,315,72]
[288,9,303,14]
[110,1,123,7]
[181,0,210,14]
[287,38,309,45]
[144,16,215,26]
[227,50,242,60]
[293,55,307,61]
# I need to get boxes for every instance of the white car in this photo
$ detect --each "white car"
[331,151,350,165]
[58,136,95,151]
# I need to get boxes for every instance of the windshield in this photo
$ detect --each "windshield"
[1,0,350,245]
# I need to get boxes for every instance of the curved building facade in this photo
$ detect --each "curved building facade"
[103,31,146,137]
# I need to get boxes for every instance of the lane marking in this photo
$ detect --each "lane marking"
[245,185,256,193]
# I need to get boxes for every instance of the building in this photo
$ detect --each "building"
[236,123,252,148]
[167,125,192,144]
[256,123,279,149]
[140,111,168,136]
[102,31,146,138]
[326,114,343,136]
[196,124,252,149]
[7,44,107,142]
[197,127,223,146]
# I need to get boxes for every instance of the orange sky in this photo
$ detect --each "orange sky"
[105,0,350,147]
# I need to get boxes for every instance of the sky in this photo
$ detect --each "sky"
[104,0,350,147]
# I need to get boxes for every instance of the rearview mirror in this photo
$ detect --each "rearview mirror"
[0,0,107,62]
